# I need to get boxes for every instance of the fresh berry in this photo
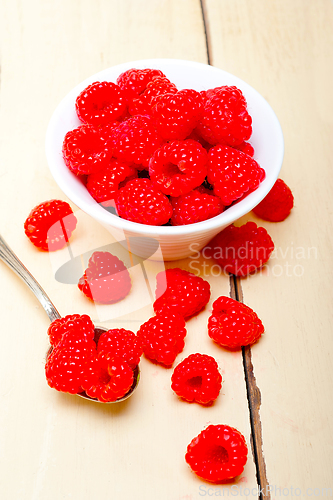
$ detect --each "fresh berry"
[207,145,265,205]
[253,178,294,222]
[78,251,131,304]
[128,76,177,116]
[149,140,208,197]
[112,115,163,167]
[83,354,134,402]
[196,86,252,146]
[137,312,187,367]
[45,332,97,395]
[170,187,224,225]
[47,314,95,347]
[171,353,222,405]
[115,178,172,225]
[153,268,211,319]
[24,199,77,251]
[62,124,112,175]
[185,424,248,482]
[233,141,255,157]
[205,221,274,276]
[86,159,137,206]
[208,296,264,349]
[116,68,166,98]
[151,89,203,140]
[75,81,127,126]
[97,328,143,369]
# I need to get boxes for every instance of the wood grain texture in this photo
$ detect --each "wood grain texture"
[204,0,333,495]
[0,2,259,499]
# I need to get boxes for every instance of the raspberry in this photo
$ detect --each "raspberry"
[149,140,208,197]
[171,353,222,405]
[24,199,77,251]
[153,268,211,319]
[151,89,203,140]
[116,68,166,98]
[185,425,248,482]
[253,178,294,222]
[196,86,252,146]
[208,296,264,349]
[207,145,265,205]
[170,187,224,226]
[112,115,163,167]
[233,141,255,157]
[45,331,97,395]
[83,354,134,402]
[86,159,137,206]
[75,81,127,126]
[47,314,95,347]
[78,251,131,304]
[62,124,112,175]
[115,178,172,225]
[137,312,187,367]
[97,328,143,369]
[205,221,274,276]
[128,76,177,116]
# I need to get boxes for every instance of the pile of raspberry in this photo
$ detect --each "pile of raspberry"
[45,314,142,402]
[62,68,266,226]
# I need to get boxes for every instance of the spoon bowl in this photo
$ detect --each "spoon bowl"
[0,234,140,404]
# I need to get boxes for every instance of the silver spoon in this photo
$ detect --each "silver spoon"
[0,234,139,403]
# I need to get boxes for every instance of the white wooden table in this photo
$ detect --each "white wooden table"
[0,1,332,499]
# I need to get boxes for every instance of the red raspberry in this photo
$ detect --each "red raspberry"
[170,187,224,226]
[83,354,134,402]
[24,199,77,251]
[171,353,222,405]
[206,221,274,276]
[137,312,187,367]
[78,251,131,304]
[185,424,248,482]
[97,328,143,369]
[112,115,163,167]
[128,76,177,116]
[207,145,265,205]
[233,141,255,157]
[47,314,95,347]
[196,86,252,146]
[86,159,137,206]
[151,89,203,140]
[62,124,112,175]
[45,331,97,395]
[153,268,211,319]
[75,81,127,126]
[253,178,294,222]
[116,68,166,98]
[115,178,172,226]
[208,296,264,349]
[149,140,208,197]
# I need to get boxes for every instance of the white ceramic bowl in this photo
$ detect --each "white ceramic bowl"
[45,59,284,261]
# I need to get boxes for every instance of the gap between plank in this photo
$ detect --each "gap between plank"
[200,4,269,496]
[230,275,270,499]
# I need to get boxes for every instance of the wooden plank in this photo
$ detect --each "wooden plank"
[204,0,333,495]
[0,1,260,499]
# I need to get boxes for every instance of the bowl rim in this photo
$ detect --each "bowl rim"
[45,58,284,236]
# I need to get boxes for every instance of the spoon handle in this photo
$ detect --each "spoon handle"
[0,234,61,323]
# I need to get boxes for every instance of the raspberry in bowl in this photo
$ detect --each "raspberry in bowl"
[46,59,284,260]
